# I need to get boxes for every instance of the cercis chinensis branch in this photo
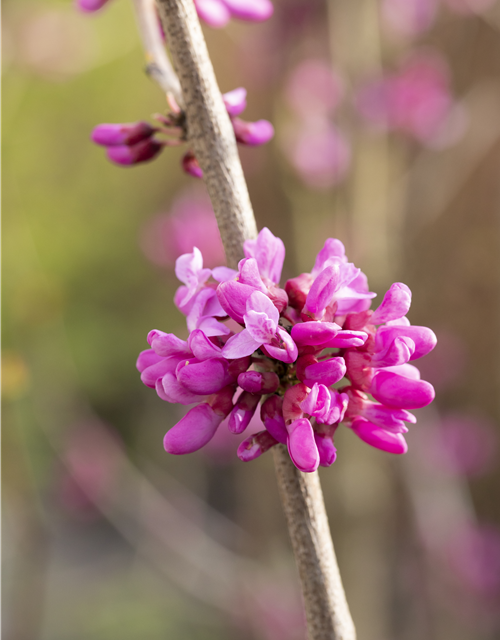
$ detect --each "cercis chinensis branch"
[81,0,439,638]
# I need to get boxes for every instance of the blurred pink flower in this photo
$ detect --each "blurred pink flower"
[281,58,351,189]
[448,524,500,596]
[356,51,465,146]
[58,421,123,519]
[431,414,498,476]
[284,120,351,189]
[140,187,225,269]
[381,0,438,37]
[285,58,344,119]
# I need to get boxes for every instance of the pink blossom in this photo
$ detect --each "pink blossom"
[138,227,436,470]
[356,52,461,146]
[285,120,351,189]
[381,0,438,37]
[140,187,225,269]
[91,88,273,173]
[78,0,273,25]
[285,58,344,119]
[194,0,273,27]
[75,0,110,12]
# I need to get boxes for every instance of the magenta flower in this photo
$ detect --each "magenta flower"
[194,0,273,28]
[138,228,436,472]
[75,0,111,12]
[77,0,273,26]
[91,88,274,173]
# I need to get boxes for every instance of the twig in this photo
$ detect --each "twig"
[132,0,184,107]
[154,1,356,637]
[155,0,257,269]
[273,446,356,640]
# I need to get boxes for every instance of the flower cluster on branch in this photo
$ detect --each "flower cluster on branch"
[137,228,436,472]
[91,87,274,172]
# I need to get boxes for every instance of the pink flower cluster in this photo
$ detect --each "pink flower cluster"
[91,88,274,173]
[76,0,273,28]
[137,228,436,472]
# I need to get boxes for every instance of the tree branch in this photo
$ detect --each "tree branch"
[155,0,257,269]
[153,2,356,638]
[273,445,356,640]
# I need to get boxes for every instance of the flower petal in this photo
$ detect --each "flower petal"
[287,418,320,472]
[222,329,262,359]
[164,404,223,454]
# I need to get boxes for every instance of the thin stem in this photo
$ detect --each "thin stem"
[154,2,356,638]
[155,0,257,268]
[273,446,356,640]
[132,0,184,107]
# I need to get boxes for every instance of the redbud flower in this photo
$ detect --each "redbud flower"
[194,0,273,28]
[91,122,156,146]
[138,228,436,471]
[107,138,164,166]
[77,0,273,26]
[91,88,274,174]
[75,0,110,12]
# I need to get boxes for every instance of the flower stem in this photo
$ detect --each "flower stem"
[273,445,356,640]
[155,0,257,269]
[154,1,356,637]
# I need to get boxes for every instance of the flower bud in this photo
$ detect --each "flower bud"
[297,355,346,387]
[76,0,110,12]
[314,431,337,467]
[181,151,203,178]
[370,370,435,409]
[91,122,155,146]
[232,118,274,146]
[176,358,232,395]
[107,138,163,165]
[261,395,288,444]
[164,404,224,454]
[237,371,280,394]
[237,430,278,462]
[287,418,320,472]
[228,391,260,434]
[350,417,408,454]
[223,88,247,117]
[223,0,274,21]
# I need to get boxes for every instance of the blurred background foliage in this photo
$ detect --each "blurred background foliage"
[3,0,500,639]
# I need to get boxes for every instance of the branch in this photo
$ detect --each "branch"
[155,0,257,269]
[153,2,356,638]
[273,446,356,640]
[132,0,184,107]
